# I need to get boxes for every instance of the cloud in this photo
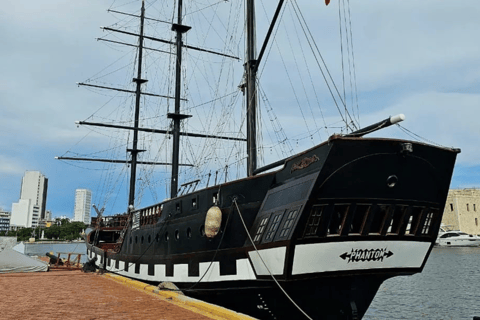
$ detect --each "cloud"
[1,0,479,216]
[261,91,480,169]
[367,91,480,165]
[0,155,27,175]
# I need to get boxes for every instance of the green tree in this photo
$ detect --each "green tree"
[17,228,34,241]
[42,220,87,241]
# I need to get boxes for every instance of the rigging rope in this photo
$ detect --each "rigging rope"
[291,1,357,132]
[346,0,360,126]
[233,199,313,320]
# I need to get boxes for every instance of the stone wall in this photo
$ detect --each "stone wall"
[442,189,480,235]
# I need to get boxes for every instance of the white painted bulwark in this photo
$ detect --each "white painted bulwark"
[99,258,257,283]
[248,246,286,276]
[292,241,431,275]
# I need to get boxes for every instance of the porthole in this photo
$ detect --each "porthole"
[175,230,180,240]
[135,236,138,244]
[200,225,206,237]
[155,233,160,242]
[387,175,398,188]
[164,232,169,242]
[148,235,151,243]
[141,236,144,244]
[129,237,132,244]
[186,227,192,238]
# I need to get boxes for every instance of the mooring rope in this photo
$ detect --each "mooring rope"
[232,198,313,320]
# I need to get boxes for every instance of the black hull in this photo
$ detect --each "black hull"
[86,136,459,319]
[179,275,386,320]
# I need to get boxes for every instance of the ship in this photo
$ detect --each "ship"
[58,1,460,319]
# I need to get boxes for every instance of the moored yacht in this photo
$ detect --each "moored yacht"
[436,230,480,247]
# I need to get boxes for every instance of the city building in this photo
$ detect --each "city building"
[45,210,52,221]
[73,189,92,224]
[0,209,11,233]
[10,171,48,228]
[442,189,480,235]
[39,210,53,228]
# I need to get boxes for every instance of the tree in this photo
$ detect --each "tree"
[42,220,87,241]
[17,228,33,241]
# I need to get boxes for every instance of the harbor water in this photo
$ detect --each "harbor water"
[364,246,480,319]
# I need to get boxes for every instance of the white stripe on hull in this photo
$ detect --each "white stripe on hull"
[93,256,257,283]
[88,240,430,282]
[292,240,431,275]
[248,246,286,276]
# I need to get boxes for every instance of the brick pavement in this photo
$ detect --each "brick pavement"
[0,270,213,320]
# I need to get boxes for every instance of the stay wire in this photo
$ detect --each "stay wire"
[233,199,313,320]
[291,2,357,131]
[346,0,360,126]
[290,2,349,131]
[396,124,450,149]
[341,0,357,128]
[338,0,347,122]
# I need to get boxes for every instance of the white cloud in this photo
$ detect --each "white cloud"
[265,91,480,167]
[366,91,480,166]
[0,155,27,175]
[1,0,480,215]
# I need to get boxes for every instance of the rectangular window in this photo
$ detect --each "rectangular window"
[474,204,477,212]
[422,211,434,235]
[328,204,350,235]
[476,218,478,227]
[278,207,300,239]
[450,203,454,211]
[304,205,326,237]
[467,204,469,211]
[253,216,270,243]
[368,205,389,235]
[349,204,370,234]
[264,212,284,242]
[405,207,423,235]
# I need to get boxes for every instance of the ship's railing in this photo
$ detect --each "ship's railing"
[90,204,162,229]
[136,204,162,227]
[91,214,129,228]
[302,202,440,239]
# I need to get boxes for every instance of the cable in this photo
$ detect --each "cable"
[233,198,313,320]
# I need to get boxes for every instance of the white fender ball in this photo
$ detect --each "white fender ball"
[205,206,222,238]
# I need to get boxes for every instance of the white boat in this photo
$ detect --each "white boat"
[436,229,480,247]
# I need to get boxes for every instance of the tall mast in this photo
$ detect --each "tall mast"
[170,0,191,198]
[128,0,147,208]
[246,0,257,177]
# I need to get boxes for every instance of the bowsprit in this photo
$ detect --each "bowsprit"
[340,248,394,263]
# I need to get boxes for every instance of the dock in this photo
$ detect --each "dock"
[0,269,254,320]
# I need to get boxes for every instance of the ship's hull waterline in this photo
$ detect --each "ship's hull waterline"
[87,136,459,319]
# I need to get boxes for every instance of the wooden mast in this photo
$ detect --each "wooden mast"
[128,0,147,208]
[170,0,191,198]
[246,0,257,177]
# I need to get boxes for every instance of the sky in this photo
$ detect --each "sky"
[1,0,480,219]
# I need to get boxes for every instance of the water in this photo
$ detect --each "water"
[364,247,480,319]
[22,242,88,263]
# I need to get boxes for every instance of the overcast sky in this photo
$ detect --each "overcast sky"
[1,0,479,218]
